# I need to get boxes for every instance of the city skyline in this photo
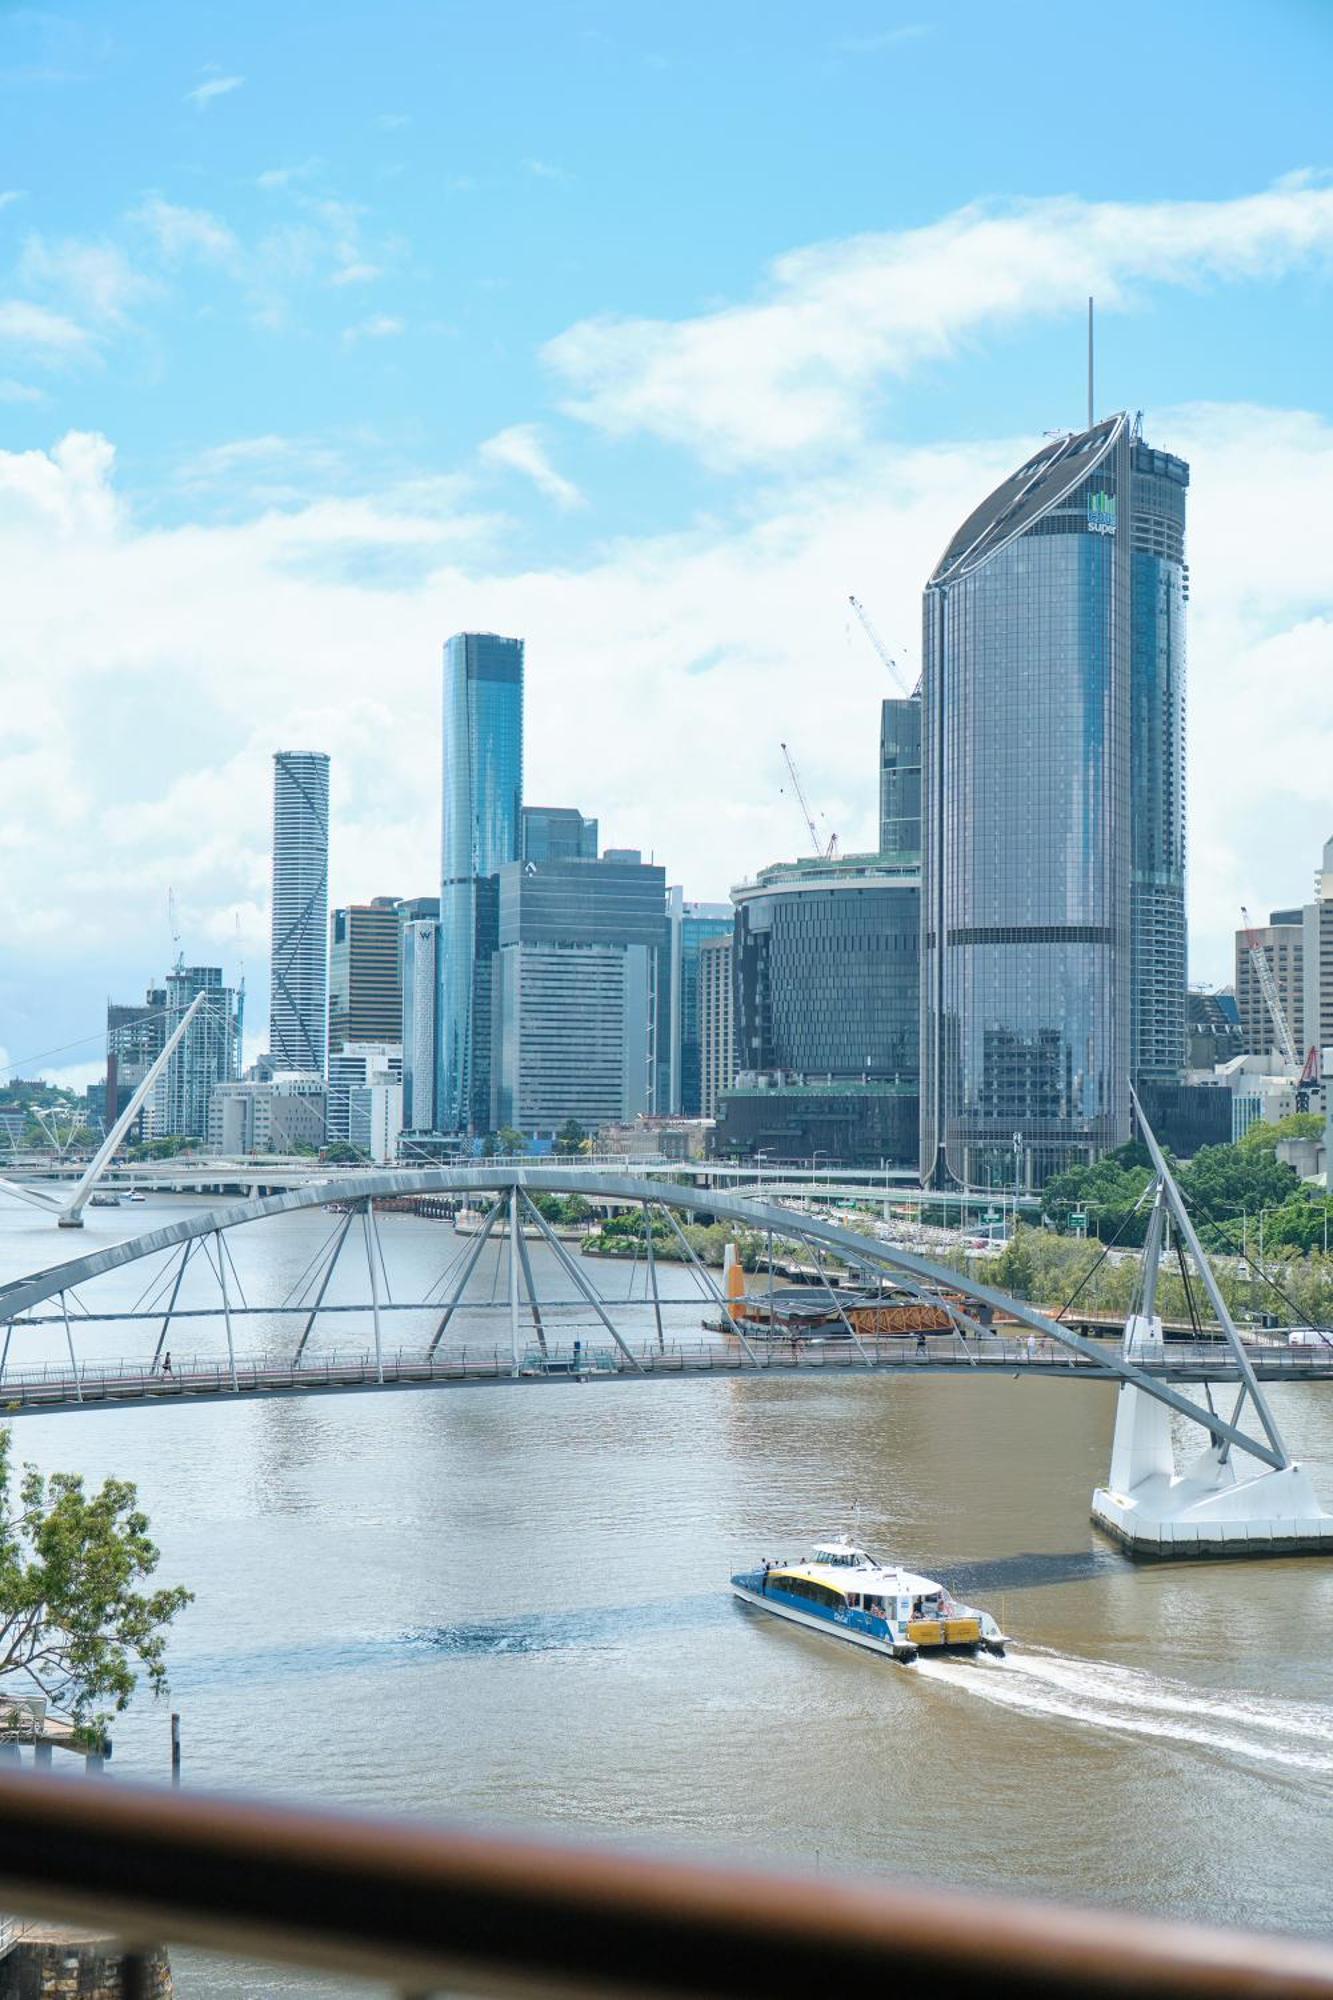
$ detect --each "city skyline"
[1,2,1331,1086]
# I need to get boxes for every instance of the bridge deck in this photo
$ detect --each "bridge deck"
[0,1336,1329,1416]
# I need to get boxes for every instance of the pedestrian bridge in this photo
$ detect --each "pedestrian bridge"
[0,1330,1328,1418]
[0,1167,1322,1467]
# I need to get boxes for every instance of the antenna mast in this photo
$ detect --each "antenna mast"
[1087,295,1094,431]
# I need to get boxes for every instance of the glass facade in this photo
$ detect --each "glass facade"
[438,634,523,1132]
[733,856,920,1087]
[879,696,922,859]
[492,856,667,1131]
[270,751,330,1076]
[921,415,1187,1188]
[521,805,598,862]
[674,901,734,1116]
[1129,441,1189,1081]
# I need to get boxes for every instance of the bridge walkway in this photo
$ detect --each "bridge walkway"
[1,1334,1329,1417]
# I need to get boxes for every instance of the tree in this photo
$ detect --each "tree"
[496,1126,527,1156]
[0,1430,191,1742]
[554,1119,588,1156]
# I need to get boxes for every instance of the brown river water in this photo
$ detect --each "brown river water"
[1,1192,1330,1993]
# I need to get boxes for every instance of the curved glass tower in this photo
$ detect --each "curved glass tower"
[921,415,1187,1190]
[439,633,523,1133]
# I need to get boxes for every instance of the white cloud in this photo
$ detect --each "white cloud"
[0,299,91,356]
[132,196,239,265]
[185,74,244,109]
[525,158,571,183]
[0,378,43,403]
[545,183,1333,465]
[19,233,156,324]
[329,261,382,287]
[0,191,25,210]
[479,424,584,510]
[342,313,404,343]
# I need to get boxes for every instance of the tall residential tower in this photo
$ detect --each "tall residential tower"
[920,414,1188,1189]
[270,751,330,1075]
[438,633,523,1132]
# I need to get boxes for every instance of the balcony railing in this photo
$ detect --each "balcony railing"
[1,1769,1332,1999]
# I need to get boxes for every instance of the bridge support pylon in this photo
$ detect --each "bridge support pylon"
[1091,1096,1333,1561]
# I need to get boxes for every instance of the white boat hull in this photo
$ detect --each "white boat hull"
[731,1583,917,1662]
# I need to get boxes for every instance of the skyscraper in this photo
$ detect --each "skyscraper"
[153,966,242,1139]
[270,752,330,1076]
[697,932,735,1121]
[920,413,1188,1189]
[491,855,667,1132]
[664,893,733,1115]
[439,634,523,1132]
[401,916,439,1132]
[879,696,922,859]
[521,805,598,863]
[329,898,402,1048]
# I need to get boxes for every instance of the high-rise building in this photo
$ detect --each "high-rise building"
[521,805,598,863]
[105,989,166,1131]
[920,414,1188,1189]
[697,932,735,1121]
[439,634,523,1132]
[1301,837,1333,1059]
[400,917,439,1132]
[716,853,920,1165]
[879,696,922,858]
[152,966,242,1139]
[1186,988,1243,1071]
[329,898,402,1048]
[326,1043,402,1146]
[1235,909,1303,1058]
[271,752,330,1076]
[491,855,667,1132]
[664,893,733,1115]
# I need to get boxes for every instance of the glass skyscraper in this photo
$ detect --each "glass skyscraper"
[439,633,523,1132]
[920,414,1188,1189]
[270,751,330,1075]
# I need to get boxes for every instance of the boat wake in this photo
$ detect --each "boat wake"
[915,1645,1333,1777]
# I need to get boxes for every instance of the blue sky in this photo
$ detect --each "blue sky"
[1,0,1331,1080]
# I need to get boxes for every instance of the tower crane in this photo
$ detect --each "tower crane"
[848,594,914,698]
[1240,905,1299,1069]
[779,741,837,859]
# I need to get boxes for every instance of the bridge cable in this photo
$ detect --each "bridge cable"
[1053,1181,1155,1323]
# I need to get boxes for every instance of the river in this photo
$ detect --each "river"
[2,1191,1331,1994]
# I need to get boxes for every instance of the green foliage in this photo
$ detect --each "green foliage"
[0,1430,190,1741]
[321,1141,366,1164]
[1043,1145,1155,1244]
[127,1135,194,1161]
[529,1193,592,1225]
[554,1119,588,1156]
[1236,1111,1324,1152]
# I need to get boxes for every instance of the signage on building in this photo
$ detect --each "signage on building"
[1087,490,1116,535]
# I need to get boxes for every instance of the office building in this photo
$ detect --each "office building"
[401,917,440,1133]
[105,989,166,1130]
[1235,909,1303,1059]
[664,893,733,1115]
[349,1079,403,1163]
[327,1043,402,1147]
[716,853,919,1166]
[1186,988,1243,1071]
[697,932,735,1120]
[271,752,330,1075]
[209,1074,326,1155]
[329,898,402,1048]
[522,806,598,863]
[1302,837,1333,1059]
[439,634,523,1133]
[920,414,1189,1189]
[491,855,667,1132]
[879,697,922,858]
[152,966,242,1140]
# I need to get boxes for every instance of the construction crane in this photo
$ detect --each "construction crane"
[779,741,837,859]
[848,594,914,698]
[1240,905,1299,1069]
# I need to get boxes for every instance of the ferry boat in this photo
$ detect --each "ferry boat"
[731,1537,1007,1665]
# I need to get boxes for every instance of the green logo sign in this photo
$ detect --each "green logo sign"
[1087,490,1116,536]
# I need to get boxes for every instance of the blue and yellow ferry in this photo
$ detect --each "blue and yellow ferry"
[731,1536,1007,1665]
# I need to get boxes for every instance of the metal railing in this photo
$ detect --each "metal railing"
[0,1333,1329,1414]
[0,1769,1331,2000]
